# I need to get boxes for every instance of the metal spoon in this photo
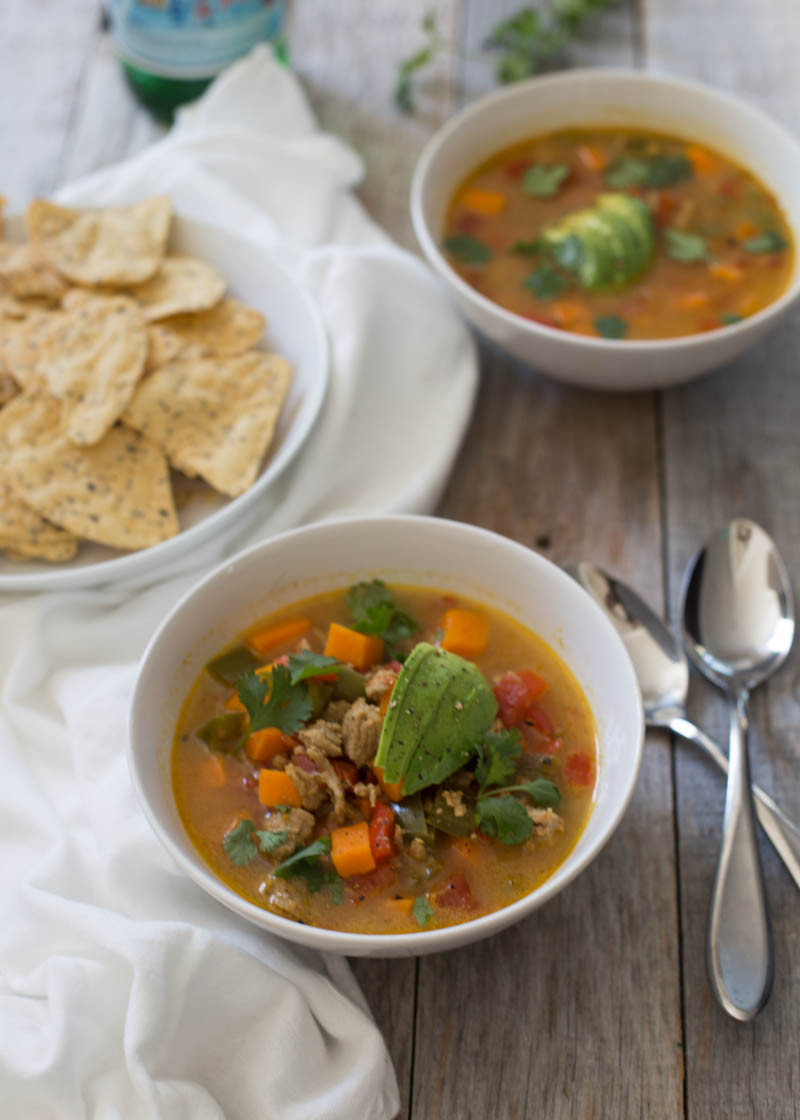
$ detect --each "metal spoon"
[681,518,794,1021]
[569,562,800,894]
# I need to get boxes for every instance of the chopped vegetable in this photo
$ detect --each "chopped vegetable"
[427,788,477,837]
[258,768,302,808]
[412,896,434,927]
[236,664,312,737]
[522,163,569,198]
[605,153,691,190]
[346,580,420,658]
[441,608,489,659]
[720,312,744,325]
[431,873,477,910]
[287,650,343,684]
[524,264,567,300]
[274,835,336,893]
[202,754,227,788]
[369,802,397,864]
[331,821,377,877]
[385,897,416,917]
[442,234,491,265]
[391,797,433,842]
[594,314,628,339]
[196,711,247,751]
[324,622,384,671]
[332,665,368,701]
[743,231,788,254]
[493,670,548,727]
[462,187,507,216]
[665,229,708,263]
[474,728,522,792]
[247,617,310,655]
[223,817,259,866]
[373,763,405,804]
[564,752,595,787]
[206,646,262,685]
[246,726,292,763]
[476,795,533,844]
[511,239,541,256]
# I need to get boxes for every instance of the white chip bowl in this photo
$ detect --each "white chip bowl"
[0,215,328,591]
[129,515,644,958]
[410,68,800,390]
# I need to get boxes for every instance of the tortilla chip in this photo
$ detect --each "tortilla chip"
[0,484,78,562]
[0,391,178,550]
[146,297,266,364]
[26,196,172,285]
[124,351,291,497]
[145,324,184,371]
[34,295,147,445]
[0,309,53,389]
[129,256,226,321]
[0,241,68,305]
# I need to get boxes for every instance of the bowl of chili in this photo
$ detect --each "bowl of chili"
[410,69,800,389]
[129,515,644,957]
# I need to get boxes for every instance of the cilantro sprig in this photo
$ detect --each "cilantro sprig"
[470,729,562,845]
[274,836,342,900]
[223,819,291,867]
[473,729,522,792]
[287,650,344,684]
[413,896,434,928]
[236,664,312,739]
[347,580,420,659]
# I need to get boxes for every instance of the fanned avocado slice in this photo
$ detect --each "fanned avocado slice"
[375,642,498,796]
[542,192,654,291]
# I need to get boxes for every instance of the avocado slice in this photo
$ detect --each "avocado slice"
[376,643,498,796]
[541,192,654,291]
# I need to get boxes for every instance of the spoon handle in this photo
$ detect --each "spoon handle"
[663,714,800,893]
[707,693,773,1021]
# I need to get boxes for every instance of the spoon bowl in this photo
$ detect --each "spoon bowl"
[680,518,795,1022]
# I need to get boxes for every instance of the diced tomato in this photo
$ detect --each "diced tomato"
[455,212,481,234]
[504,158,531,181]
[331,758,360,791]
[369,802,396,864]
[564,752,595,788]
[493,670,549,728]
[648,190,678,227]
[432,873,478,911]
[346,863,397,900]
[523,312,557,329]
[387,660,403,674]
[291,751,318,774]
[524,704,554,738]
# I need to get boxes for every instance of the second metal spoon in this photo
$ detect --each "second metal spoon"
[681,518,794,1021]
[570,561,800,894]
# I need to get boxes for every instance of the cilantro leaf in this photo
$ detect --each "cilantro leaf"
[254,829,290,854]
[476,795,533,845]
[327,877,345,904]
[594,314,628,339]
[720,312,744,326]
[443,234,492,265]
[665,229,708,263]
[274,835,336,894]
[394,12,443,113]
[494,778,562,808]
[474,728,522,792]
[347,580,420,658]
[413,896,434,928]
[236,664,312,737]
[288,650,343,684]
[223,819,259,866]
[524,263,567,300]
[523,162,569,198]
[743,231,788,254]
[511,239,541,256]
[605,154,691,190]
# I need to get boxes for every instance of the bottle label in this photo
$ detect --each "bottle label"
[109,0,286,79]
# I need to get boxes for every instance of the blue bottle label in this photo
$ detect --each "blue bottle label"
[109,0,286,79]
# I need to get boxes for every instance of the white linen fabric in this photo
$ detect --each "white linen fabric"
[0,48,477,1119]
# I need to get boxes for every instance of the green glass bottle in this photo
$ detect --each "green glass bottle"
[108,1,288,123]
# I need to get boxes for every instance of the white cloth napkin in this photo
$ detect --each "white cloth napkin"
[0,48,477,1118]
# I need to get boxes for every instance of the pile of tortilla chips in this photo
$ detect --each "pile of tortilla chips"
[0,195,292,562]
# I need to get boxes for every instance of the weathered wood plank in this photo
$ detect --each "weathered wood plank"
[648,0,800,1114]
[0,0,102,208]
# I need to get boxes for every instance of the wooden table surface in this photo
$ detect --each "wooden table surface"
[5,2,800,1117]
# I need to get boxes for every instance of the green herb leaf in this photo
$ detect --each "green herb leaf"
[347,580,420,658]
[442,234,492,265]
[605,154,691,190]
[223,819,259,866]
[236,665,312,737]
[485,3,618,86]
[524,263,568,300]
[274,835,335,893]
[394,13,442,113]
[720,311,744,325]
[665,229,709,263]
[594,314,628,339]
[288,650,343,684]
[413,896,434,927]
[511,239,541,256]
[474,728,522,792]
[254,829,290,854]
[476,795,533,845]
[743,231,788,254]
[494,778,562,807]
[523,162,569,198]
[327,877,345,904]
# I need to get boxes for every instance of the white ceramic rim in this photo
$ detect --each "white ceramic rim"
[0,216,329,592]
[128,514,645,955]
[410,67,800,354]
